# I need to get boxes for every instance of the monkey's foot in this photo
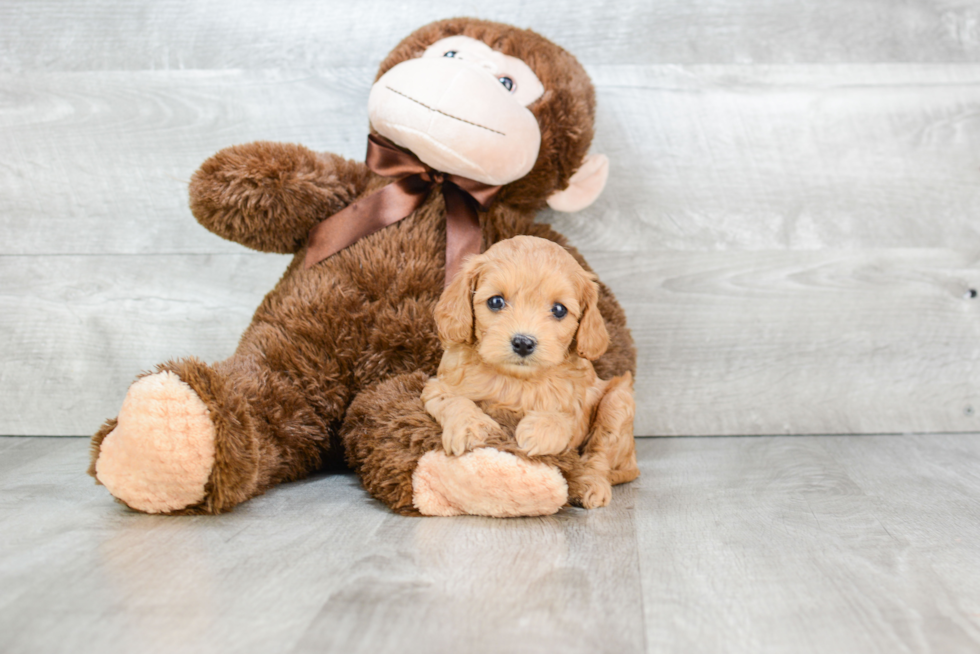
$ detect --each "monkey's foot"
[412,448,568,517]
[95,371,216,513]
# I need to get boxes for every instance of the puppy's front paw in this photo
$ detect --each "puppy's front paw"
[578,479,613,509]
[442,411,503,457]
[515,412,572,456]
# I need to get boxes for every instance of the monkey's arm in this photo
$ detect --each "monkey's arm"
[189,142,374,254]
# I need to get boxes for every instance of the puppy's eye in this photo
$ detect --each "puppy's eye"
[551,303,568,319]
[444,51,458,58]
[498,76,515,92]
[487,296,506,312]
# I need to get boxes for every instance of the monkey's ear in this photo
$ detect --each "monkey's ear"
[575,276,610,361]
[546,154,609,213]
[434,256,482,345]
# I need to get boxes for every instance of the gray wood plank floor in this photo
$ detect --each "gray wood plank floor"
[2,435,979,654]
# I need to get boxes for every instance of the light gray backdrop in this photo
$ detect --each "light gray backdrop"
[1,0,978,436]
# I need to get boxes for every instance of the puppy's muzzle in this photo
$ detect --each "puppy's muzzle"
[511,334,537,358]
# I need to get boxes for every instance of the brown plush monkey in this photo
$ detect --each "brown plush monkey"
[88,17,637,516]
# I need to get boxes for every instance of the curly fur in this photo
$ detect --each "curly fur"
[421,237,638,508]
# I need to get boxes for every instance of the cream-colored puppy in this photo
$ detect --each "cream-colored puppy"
[421,235,638,508]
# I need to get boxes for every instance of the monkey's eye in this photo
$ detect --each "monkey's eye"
[487,296,506,312]
[498,76,515,92]
[443,51,458,58]
[551,303,568,319]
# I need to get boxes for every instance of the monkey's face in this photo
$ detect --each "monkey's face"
[368,35,544,186]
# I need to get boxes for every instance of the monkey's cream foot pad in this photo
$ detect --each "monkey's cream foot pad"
[412,447,568,517]
[95,371,216,514]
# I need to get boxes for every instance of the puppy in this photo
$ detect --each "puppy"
[421,235,639,508]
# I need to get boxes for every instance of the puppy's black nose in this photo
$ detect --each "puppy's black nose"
[511,334,537,358]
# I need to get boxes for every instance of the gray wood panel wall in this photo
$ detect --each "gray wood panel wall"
[2,1,978,436]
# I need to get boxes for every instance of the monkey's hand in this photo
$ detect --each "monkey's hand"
[189,142,373,254]
[515,411,575,456]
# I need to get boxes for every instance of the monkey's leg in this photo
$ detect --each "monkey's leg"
[342,372,569,517]
[89,352,348,515]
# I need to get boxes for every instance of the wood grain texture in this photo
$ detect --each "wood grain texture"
[0,69,374,256]
[3,0,980,72]
[554,64,980,252]
[3,435,980,653]
[0,437,644,654]
[0,254,288,436]
[588,249,980,436]
[3,250,977,437]
[3,66,979,255]
[292,490,644,654]
[634,436,980,654]
[823,435,980,630]
[3,1,980,438]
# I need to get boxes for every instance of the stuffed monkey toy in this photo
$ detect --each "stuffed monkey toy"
[88,17,637,517]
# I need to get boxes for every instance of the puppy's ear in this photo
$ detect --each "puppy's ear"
[434,255,481,345]
[575,276,609,360]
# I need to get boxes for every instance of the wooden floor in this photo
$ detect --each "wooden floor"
[2,435,979,654]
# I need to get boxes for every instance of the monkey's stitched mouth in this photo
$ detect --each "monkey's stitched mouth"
[385,86,506,136]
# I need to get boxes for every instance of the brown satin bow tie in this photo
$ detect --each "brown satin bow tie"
[304,134,501,285]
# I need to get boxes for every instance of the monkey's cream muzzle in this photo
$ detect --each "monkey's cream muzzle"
[368,37,544,186]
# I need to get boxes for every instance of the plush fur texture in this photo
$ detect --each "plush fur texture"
[88,18,636,516]
[412,448,568,517]
[95,372,215,513]
[373,19,599,214]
